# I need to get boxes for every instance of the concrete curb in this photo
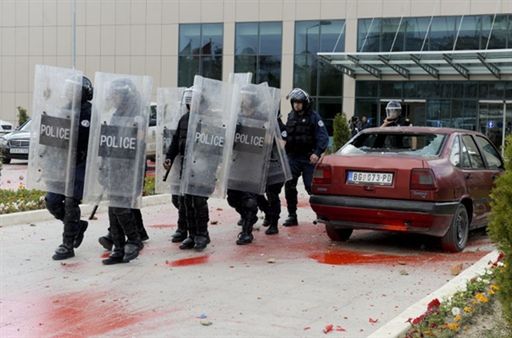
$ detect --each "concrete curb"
[0,194,172,227]
[368,249,501,338]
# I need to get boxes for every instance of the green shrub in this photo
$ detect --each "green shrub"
[488,134,512,325]
[16,106,29,126]
[332,112,351,152]
[143,175,155,196]
[0,188,46,214]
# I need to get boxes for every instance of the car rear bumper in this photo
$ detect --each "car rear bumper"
[310,195,459,237]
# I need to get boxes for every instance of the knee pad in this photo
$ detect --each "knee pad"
[45,194,65,220]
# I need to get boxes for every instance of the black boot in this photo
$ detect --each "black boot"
[123,241,142,262]
[262,215,270,227]
[236,219,254,245]
[102,246,124,265]
[98,232,114,251]
[179,237,195,250]
[237,218,243,226]
[52,244,75,260]
[265,221,279,235]
[73,220,88,248]
[194,233,210,251]
[282,214,298,227]
[171,229,188,243]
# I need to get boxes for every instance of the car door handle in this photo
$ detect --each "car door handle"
[492,174,499,180]
[464,173,472,180]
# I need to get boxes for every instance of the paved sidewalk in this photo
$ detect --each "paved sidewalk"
[0,192,494,337]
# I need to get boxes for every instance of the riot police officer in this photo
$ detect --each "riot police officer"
[282,88,328,226]
[381,100,411,127]
[48,76,93,260]
[164,88,210,251]
[101,78,148,265]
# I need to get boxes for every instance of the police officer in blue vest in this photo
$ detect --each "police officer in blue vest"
[282,88,328,226]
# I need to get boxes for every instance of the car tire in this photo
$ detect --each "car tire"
[325,223,353,242]
[441,203,469,253]
[2,157,11,164]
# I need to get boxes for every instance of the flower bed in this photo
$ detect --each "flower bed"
[405,254,506,337]
[0,188,46,214]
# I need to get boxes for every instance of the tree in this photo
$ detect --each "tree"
[17,106,29,126]
[332,112,350,152]
[488,134,512,325]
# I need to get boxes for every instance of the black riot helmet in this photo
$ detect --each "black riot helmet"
[82,76,93,102]
[287,88,311,112]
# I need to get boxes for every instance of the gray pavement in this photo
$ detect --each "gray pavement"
[0,190,494,337]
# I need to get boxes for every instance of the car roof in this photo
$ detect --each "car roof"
[360,126,482,136]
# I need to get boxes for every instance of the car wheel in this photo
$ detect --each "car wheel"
[325,223,353,242]
[441,203,469,252]
[2,156,11,164]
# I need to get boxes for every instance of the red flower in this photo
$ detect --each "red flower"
[427,298,441,313]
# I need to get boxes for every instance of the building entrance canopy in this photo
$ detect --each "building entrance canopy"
[318,49,512,80]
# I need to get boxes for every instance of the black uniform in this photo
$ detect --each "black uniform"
[257,117,286,235]
[283,107,328,225]
[101,81,148,264]
[166,111,210,251]
[46,98,91,260]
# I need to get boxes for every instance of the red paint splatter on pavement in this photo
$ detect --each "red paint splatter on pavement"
[309,249,489,266]
[100,251,110,258]
[0,291,161,337]
[149,224,174,229]
[166,255,209,267]
[59,262,81,269]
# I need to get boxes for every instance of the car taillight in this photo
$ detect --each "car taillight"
[313,164,332,185]
[410,168,437,190]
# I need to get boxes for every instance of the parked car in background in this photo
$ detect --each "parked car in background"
[0,119,14,135]
[310,127,504,252]
[145,103,157,161]
[0,119,32,164]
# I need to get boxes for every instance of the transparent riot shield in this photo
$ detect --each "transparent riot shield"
[266,87,292,186]
[227,83,275,194]
[228,72,252,86]
[180,76,240,198]
[26,65,83,196]
[83,72,153,209]
[155,87,186,195]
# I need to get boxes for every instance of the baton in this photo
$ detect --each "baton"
[163,167,171,182]
[89,189,104,220]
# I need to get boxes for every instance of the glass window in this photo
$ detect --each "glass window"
[485,14,509,49]
[427,16,459,51]
[293,20,344,135]
[235,22,282,87]
[178,23,223,87]
[450,136,461,167]
[343,132,446,158]
[381,18,404,52]
[475,136,503,169]
[455,15,483,50]
[462,135,485,169]
[358,18,381,52]
[404,17,431,51]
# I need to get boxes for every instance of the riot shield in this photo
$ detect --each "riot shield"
[266,87,292,186]
[228,72,252,86]
[155,87,186,194]
[26,65,83,196]
[180,76,240,198]
[83,73,152,209]
[227,83,275,194]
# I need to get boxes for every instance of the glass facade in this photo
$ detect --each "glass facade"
[235,22,282,88]
[355,81,512,149]
[358,14,512,52]
[294,20,345,134]
[178,23,223,87]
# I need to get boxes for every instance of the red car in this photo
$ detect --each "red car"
[310,127,504,252]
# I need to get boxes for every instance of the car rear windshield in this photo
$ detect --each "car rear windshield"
[339,133,446,158]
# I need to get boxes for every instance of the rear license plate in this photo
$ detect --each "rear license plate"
[10,147,29,154]
[347,171,393,186]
